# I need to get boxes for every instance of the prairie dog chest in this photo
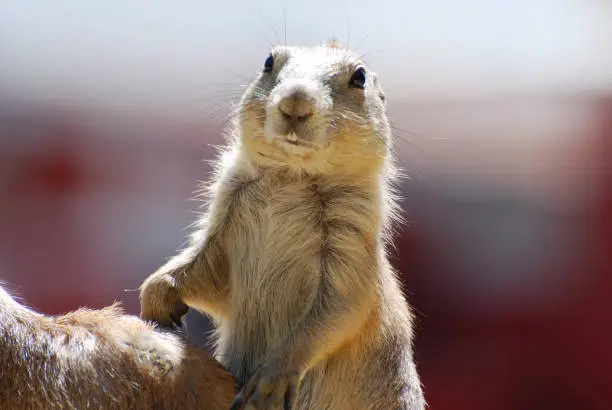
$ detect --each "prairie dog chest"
[225,171,324,283]
[222,167,380,288]
[220,171,326,325]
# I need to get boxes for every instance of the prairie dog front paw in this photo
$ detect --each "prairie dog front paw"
[139,273,189,327]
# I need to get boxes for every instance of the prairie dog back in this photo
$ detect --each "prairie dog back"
[0,285,236,410]
[140,42,425,410]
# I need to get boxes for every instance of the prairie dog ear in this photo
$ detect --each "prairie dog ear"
[324,38,343,49]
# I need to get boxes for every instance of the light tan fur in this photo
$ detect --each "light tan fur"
[140,43,425,409]
[0,284,236,410]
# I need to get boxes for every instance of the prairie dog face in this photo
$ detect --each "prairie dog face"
[238,43,390,174]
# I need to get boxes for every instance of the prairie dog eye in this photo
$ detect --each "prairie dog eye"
[349,66,366,89]
[263,54,274,73]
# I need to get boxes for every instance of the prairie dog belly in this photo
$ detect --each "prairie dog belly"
[217,176,324,379]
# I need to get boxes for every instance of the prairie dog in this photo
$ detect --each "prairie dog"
[0,284,236,410]
[140,42,425,409]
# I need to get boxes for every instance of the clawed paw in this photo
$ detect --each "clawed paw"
[169,299,189,327]
[230,364,300,410]
[140,275,189,327]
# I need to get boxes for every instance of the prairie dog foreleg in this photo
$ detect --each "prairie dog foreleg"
[140,206,231,326]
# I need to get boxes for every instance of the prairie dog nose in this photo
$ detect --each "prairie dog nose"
[278,90,314,124]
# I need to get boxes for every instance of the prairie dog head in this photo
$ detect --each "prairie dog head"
[237,42,390,175]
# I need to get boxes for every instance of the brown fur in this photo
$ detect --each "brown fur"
[140,43,425,409]
[0,284,236,410]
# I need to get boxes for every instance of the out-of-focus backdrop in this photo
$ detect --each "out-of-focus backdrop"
[1,1,611,409]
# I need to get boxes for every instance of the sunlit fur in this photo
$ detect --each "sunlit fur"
[0,284,236,410]
[140,43,425,409]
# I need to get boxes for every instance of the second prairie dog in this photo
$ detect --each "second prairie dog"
[140,41,425,410]
[0,284,236,410]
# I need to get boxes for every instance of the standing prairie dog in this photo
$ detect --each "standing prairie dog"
[0,284,236,410]
[140,41,425,409]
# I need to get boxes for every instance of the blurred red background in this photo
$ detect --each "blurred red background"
[1,2,611,409]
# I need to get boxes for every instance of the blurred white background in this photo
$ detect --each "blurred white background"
[1,0,611,115]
